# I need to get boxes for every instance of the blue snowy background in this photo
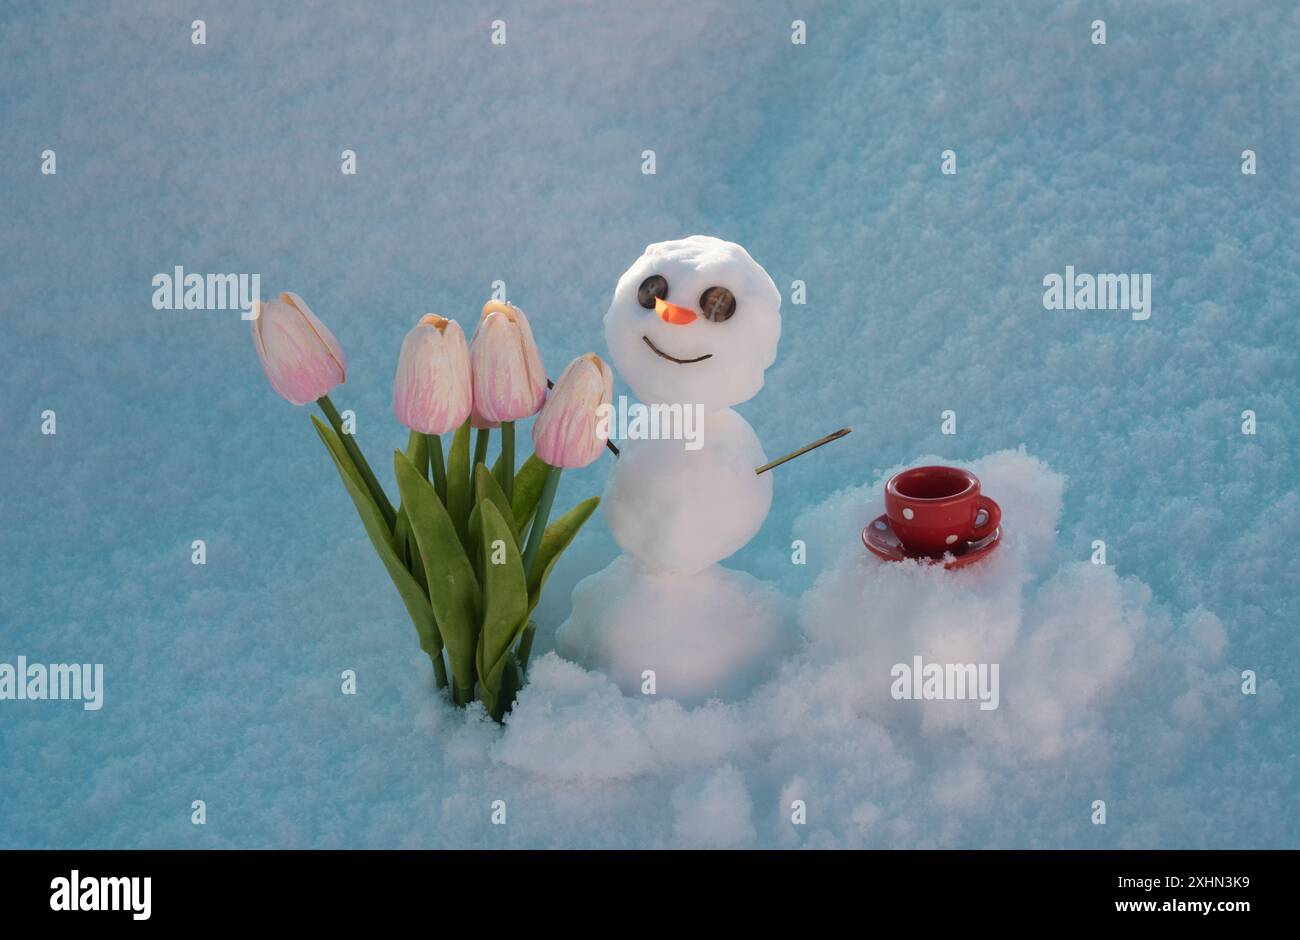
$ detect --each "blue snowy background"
[2,1,1297,848]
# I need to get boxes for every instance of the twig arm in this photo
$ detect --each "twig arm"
[755,427,852,475]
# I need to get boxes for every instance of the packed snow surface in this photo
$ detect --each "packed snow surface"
[2,1,1296,847]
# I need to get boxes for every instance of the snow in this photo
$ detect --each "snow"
[602,407,772,572]
[2,1,1297,848]
[555,554,794,704]
[498,448,1269,847]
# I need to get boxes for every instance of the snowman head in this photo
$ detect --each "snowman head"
[604,236,781,410]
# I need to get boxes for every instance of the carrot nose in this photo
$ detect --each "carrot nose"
[655,296,697,325]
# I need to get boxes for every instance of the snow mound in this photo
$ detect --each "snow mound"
[491,448,1260,846]
[554,554,795,706]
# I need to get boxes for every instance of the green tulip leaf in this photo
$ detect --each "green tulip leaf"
[393,507,411,569]
[526,496,600,613]
[484,654,522,724]
[445,420,472,548]
[395,449,481,693]
[465,462,513,579]
[406,430,430,481]
[475,462,518,546]
[406,520,428,594]
[465,501,491,583]
[312,417,440,661]
[474,499,531,723]
[475,499,529,693]
[510,453,551,532]
[400,432,431,590]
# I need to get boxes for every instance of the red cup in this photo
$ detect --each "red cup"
[883,465,1000,556]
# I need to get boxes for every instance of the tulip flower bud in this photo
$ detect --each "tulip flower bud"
[250,292,347,405]
[532,353,614,468]
[469,301,547,423]
[392,314,473,435]
[469,398,500,430]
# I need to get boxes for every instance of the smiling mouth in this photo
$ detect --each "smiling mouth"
[642,335,713,364]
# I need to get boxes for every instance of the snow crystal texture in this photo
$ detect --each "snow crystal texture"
[1,1,1297,848]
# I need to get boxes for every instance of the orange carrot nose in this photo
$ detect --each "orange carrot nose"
[654,297,698,325]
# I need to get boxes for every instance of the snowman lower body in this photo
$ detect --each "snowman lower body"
[555,409,795,705]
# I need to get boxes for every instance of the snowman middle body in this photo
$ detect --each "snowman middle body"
[603,405,772,575]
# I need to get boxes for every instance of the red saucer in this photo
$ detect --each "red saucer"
[862,512,1002,570]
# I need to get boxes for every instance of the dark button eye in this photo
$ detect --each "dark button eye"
[637,275,669,309]
[698,286,736,321]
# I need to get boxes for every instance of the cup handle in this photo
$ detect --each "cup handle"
[971,496,1000,538]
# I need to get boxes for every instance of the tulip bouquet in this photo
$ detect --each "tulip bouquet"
[251,293,612,721]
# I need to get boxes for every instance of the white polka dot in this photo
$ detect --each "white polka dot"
[874,521,887,530]
[945,534,959,545]
[902,508,914,520]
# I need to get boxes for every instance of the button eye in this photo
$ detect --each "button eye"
[637,275,669,309]
[698,286,736,322]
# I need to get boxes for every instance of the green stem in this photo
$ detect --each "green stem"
[426,434,447,505]
[499,421,515,505]
[452,679,473,707]
[431,652,448,690]
[516,622,537,675]
[473,428,490,474]
[317,394,395,530]
[522,466,562,577]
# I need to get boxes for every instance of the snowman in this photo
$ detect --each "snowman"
[556,236,795,705]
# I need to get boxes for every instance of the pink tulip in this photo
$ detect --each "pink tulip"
[532,353,614,468]
[469,301,547,423]
[392,314,473,435]
[469,397,500,430]
[251,292,347,405]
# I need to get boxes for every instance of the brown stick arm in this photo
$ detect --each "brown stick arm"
[755,427,852,475]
